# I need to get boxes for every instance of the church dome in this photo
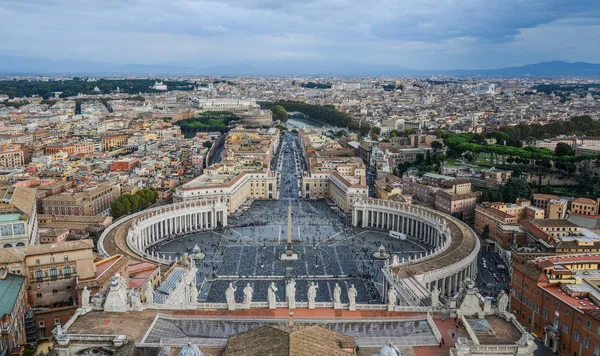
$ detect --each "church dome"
[378,341,401,356]
[179,343,203,356]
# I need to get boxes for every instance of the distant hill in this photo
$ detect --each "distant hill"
[418,61,600,78]
[0,55,599,77]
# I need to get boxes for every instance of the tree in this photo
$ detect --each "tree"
[431,141,443,151]
[481,225,490,240]
[203,141,213,149]
[554,142,573,157]
[502,177,532,203]
[370,126,382,136]
[271,105,288,122]
[370,133,379,141]
[359,123,371,137]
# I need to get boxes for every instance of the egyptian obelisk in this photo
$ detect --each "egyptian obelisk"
[280,202,298,261]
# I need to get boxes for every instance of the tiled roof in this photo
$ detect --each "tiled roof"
[224,325,355,356]
[573,198,597,205]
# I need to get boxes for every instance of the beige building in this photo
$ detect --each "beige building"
[0,240,96,338]
[474,199,545,248]
[101,134,128,152]
[532,194,568,219]
[0,149,25,168]
[42,183,120,216]
[570,197,599,216]
[174,170,277,214]
[0,187,38,248]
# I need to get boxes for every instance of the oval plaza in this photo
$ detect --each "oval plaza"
[64,130,533,356]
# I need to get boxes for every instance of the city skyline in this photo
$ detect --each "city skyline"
[1,0,600,72]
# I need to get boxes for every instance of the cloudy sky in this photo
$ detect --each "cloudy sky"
[1,0,600,70]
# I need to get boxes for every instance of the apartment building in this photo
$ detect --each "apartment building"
[533,194,568,219]
[0,149,25,168]
[101,134,128,152]
[511,254,600,355]
[0,272,27,354]
[571,198,599,216]
[474,199,545,248]
[0,187,38,248]
[42,183,120,216]
[0,240,96,338]
[45,141,94,155]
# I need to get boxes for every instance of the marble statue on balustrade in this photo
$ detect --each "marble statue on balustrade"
[431,288,440,308]
[82,286,90,308]
[130,291,142,311]
[348,284,357,311]
[286,279,296,309]
[226,283,237,311]
[307,282,318,309]
[268,282,278,309]
[333,283,342,309]
[387,287,397,311]
[189,283,198,304]
[497,290,508,315]
[144,282,154,305]
[243,283,253,308]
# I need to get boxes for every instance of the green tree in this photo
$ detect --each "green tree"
[370,133,379,141]
[502,177,532,203]
[554,142,573,157]
[359,123,371,137]
[271,105,288,122]
[481,225,490,240]
[370,126,382,135]
[431,141,443,151]
[203,141,213,149]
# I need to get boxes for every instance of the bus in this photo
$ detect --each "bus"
[389,231,407,240]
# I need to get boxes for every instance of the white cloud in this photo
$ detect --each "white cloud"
[0,0,599,69]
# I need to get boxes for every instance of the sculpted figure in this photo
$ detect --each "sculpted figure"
[348,284,357,311]
[286,279,296,309]
[243,283,253,305]
[333,283,342,304]
[268,282,278,308]
[226,282,237,310]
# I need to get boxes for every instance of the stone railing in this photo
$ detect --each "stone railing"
[427,312,442,343]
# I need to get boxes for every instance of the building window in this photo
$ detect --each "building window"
[578,316,583,323]
[543,309,549,320]
[566,309,570,315]
[54,318,60,325]
[64,265,71,276]
[39,321,44,327]
[575,331,581,342]
[35,269,42,279]
[563,323,569,334]
[35,259,40,265]
[585,336,590,348]
[588,320,593,329]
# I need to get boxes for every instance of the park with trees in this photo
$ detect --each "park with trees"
[176,111,241,138]
[110,188,159,219]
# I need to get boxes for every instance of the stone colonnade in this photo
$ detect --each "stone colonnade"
[127,200,228,257]
[352,198,479,298]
